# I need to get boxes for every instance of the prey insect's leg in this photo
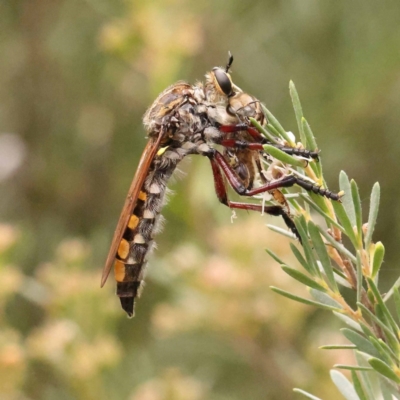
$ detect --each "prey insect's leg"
[219,124,320,159]
[207,152,299,240]
[213,150,340,201]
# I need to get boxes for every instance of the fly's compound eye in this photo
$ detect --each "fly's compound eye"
[212,67,233,96]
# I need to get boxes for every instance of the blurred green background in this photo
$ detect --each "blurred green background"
[1,1,400,399]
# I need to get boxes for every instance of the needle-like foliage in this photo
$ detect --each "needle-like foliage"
[258,82,400,400]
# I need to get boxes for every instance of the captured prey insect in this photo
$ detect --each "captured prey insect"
[101,54,341,317]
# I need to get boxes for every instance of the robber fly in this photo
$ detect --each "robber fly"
[101,54,340,317]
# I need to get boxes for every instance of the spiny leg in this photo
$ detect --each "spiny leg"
[207,152,300,240]
[219,124,320,159]
[213,149,340,201]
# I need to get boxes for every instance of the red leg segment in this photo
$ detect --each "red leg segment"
[218,123,320,160]
[208,154,299,240]
[219,123,265,142]
[213,150,339,200]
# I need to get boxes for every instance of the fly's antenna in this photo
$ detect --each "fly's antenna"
[226,51,234,72]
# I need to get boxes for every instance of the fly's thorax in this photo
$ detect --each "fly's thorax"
[192,82,206,103]
[203,126,223,144]
[174,101,208,137]
[206,104,238,126]
[142,81,194,136]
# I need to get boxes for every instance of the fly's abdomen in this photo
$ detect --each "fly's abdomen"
[114,165,172,317]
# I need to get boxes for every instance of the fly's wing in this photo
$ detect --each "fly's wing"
[101,134,163,287]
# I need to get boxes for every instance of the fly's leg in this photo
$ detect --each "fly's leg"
[208,152,300,240]
[219,124,320,160]
[219,123,266,142]
[213,149,340,201]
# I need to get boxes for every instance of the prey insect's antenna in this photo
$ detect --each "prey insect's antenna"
[235,100,262,115]
[226,51,234,72]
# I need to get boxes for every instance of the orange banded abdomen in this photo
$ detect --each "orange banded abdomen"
[114,163,173,317]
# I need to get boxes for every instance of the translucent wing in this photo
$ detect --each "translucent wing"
[101,134,163,287]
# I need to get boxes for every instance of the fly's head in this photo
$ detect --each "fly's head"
[205,53,265,127]
[204,52,235,105]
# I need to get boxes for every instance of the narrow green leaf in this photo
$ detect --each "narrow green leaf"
[320,345,357,350]
[354,352,376,400]
[332,200,358,248]
[308,191,332,217]
[296,213,308,232]
[270,286,342,311]
[310,288,343,309]
[341,328,381,358]
[249,117,280,144]
[307,155,323,181]
[290,243,313,275]
[267,224,298,240]
[383,276,400,302]
[374,304,399,351]
[366,277,400,334]
[285,192,302,212]
[265,249,286,265]
[333,271,353,289]
[339,171,356,226]
[364,182,380,250]
[351,371,368,400]
[351,180,363,243]
[393,287,400,320]
[317,226,357,264]
[301,117,318,155]
[371,242,385,280]
[333,311,362,332]
[301,194,344,231]
[356,251,363,304]
[368,358,400,383]
[359,322,378,346]
[369,336,398,365]
[330,370,361,400]
[301,118,322,178]
[281,265,327,292]
[265,122,284,141]
[293,389,322,400]
[334,365,372,371]
[295,217,320,277]
[357,303,398,344]
[263,144,307,168]
[308,221,338,291]
[262,104,294,144]
[289,81,305,144]
[375,303,388,328]
[379,378,400,400]
[380,382,392,400]
[377,338,399,363]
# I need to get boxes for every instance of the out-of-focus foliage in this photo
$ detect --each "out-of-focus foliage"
[1,1,400,399]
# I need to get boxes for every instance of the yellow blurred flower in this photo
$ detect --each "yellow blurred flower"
[130,368,207,400]
[0,329,26,395]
